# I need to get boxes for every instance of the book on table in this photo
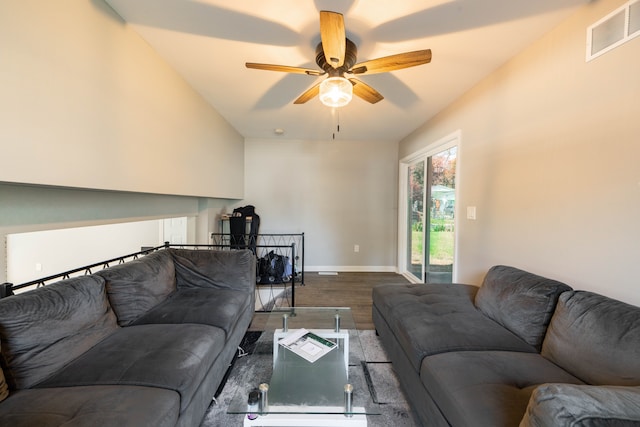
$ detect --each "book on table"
[278,328,337,363]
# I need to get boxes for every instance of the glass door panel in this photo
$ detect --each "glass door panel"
[426,146,457,283]
[406,160,425,281]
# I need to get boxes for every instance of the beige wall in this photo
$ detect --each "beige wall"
[0,0,244,198]
[401,0,640,306]
[240,138,399,271]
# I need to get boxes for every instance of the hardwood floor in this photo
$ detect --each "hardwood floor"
[293,272,410,330]
[249,272,410,331]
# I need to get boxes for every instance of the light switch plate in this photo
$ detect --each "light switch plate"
[467,206,477,220]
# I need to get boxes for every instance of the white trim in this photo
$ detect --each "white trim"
[243,407,367,426]
[401,271,422,284]
[399,129,462,164]
[397,161,412,281]
[306,265,397,273]
[397,130,462,283]
[586,0,640,61]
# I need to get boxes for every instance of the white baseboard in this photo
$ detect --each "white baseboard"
[306,265,398,273]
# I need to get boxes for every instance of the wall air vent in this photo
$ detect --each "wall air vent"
[587,0,640,61]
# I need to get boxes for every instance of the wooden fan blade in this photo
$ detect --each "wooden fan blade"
[320,11,346,68]
[294,83,321,104]
[349,78,384,104]
[246,62,324,76]
[350,49,432,75]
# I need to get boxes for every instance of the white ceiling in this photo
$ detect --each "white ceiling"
[105,0,588,142]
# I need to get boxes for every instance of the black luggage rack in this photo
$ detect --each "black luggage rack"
[210,232,304,286]
[210,233,304,311]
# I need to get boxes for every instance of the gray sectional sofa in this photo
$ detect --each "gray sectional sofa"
[373,265,640,426]
[0,248,256,427]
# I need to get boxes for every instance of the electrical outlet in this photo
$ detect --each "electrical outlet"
[354,245,360,252]
[35,263,42,272]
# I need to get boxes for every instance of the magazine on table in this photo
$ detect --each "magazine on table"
[278,328,337,363]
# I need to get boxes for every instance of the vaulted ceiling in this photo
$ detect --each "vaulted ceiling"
[105,0,588,142]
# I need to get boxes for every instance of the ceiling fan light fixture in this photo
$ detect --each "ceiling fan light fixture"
[319,76,352,107]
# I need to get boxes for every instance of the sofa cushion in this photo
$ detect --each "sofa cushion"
[420,351,584,427]
[131,287,252,336]
[171,248,255,292]
[373,283,536,371]
[0,276,117,389]
[97,250,176,326]
[35,323,225,412]
[0,365,8,402]
[520,384,640,427]
[475,265,572,350]
[0,385,179,427]
[541,291,640,386]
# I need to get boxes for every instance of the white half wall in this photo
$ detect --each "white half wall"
[0,182,237,283]
[7,220,163,285]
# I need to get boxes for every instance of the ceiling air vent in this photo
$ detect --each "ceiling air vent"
[587,0,640,61]
[631,0,640,33]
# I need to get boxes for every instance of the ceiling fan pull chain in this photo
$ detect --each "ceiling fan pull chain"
[331,107,340,140]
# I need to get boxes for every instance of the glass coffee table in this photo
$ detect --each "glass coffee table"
[227,307,379,426]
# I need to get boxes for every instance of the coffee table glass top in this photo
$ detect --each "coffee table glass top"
[227,307,380,417]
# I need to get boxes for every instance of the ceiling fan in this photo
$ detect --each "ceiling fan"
[246,11,432,107]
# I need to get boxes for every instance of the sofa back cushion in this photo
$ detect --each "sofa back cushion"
[170,249,255,292]
[541,291,640,386]
[475,265,572,350]
[97,250,176,326]
[0,276,117,389]
[0,365,8,401]
[520,384,640,427]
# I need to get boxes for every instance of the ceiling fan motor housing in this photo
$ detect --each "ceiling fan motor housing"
[316,38,357,77]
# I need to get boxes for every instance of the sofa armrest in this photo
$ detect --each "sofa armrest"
[520,383,640,427]
[170,249,256,293]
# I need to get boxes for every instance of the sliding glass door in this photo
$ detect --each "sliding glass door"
[400,134,459,283]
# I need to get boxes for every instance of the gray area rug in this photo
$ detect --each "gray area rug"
[200,330,420,427]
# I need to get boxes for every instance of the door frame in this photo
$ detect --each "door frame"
[398,130,461,283]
